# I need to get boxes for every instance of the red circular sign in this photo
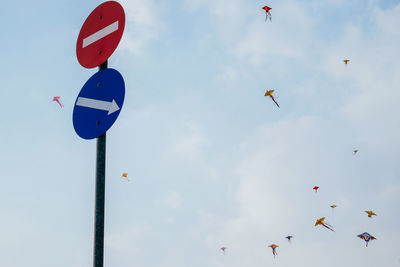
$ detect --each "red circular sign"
[76,1,125,68]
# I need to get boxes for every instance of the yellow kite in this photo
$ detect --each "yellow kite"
[315,217,334,231]
[365,211,376,218]
[264,90,280,108]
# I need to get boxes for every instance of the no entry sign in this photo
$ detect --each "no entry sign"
[76,1,125,68]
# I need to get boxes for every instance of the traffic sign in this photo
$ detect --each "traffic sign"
[73,68,125,139]
[76,1,125,68]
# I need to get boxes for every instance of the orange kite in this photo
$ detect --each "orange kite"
[122,173,130,181]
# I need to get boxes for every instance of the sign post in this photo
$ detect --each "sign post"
[93,60,107,267]
[74,2,125,266]
[94,131,106,267]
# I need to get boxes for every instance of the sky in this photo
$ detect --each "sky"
[0,0,400,266]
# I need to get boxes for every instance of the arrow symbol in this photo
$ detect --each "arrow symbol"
[76,97,120,115]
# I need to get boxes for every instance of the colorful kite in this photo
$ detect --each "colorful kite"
[262,6,272,21]
[52,96,63,108]
[122,173,130,181]
[344,59,350,65]
[285,236,293,242]
[365,211,377,218]
[264,89,280,107]
[221,247,227,255]
[315,217,334,232]
[357,232,376,247]
[313,186,319,193]
[268,244,278,258]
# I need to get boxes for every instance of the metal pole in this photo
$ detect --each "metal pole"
[94,60,108,267]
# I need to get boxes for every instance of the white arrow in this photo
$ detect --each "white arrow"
[76,97,120,115]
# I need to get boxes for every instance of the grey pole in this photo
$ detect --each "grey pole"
[94,60,108,267]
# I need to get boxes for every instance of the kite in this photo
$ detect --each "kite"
[52,96,63,108]
[313,186,319,193]
[285,236,293,242]
[365,211,377,218]
[330,205,337,212]
[344,59,350,65]
[357,232,376,247]
[268,244,278,258]
[221,247,227,255]
[330,205,337,214]
[122,173,130,182]
[264,89,280,107]
[315,217,334,232]
[353,149,358,155]
[262,6,272,21]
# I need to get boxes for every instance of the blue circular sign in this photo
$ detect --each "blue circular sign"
[73,68,125,139]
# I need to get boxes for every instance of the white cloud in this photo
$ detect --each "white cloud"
[118,0,164,56]
[184,0,316,66]
[166,122,210,160]
[379,182,400,200]
[105,225,150,265]
[163,191,184,209]
[182,0,251,45]
[335,6,400,153]
[199,114,398,266]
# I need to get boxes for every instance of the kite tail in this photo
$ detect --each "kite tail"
[323,224,335,232]
[271,96,280,108]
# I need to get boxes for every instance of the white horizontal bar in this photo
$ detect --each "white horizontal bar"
[82,21,119,48]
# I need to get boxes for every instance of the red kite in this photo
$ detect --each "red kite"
[221,247,227,254]
[264,89,280,107]
[313,186,319,193]
[268,244,278,258]
[262,6,272,21]
[52,96,63,108]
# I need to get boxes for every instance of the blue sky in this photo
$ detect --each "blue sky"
[0,0,400,266]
